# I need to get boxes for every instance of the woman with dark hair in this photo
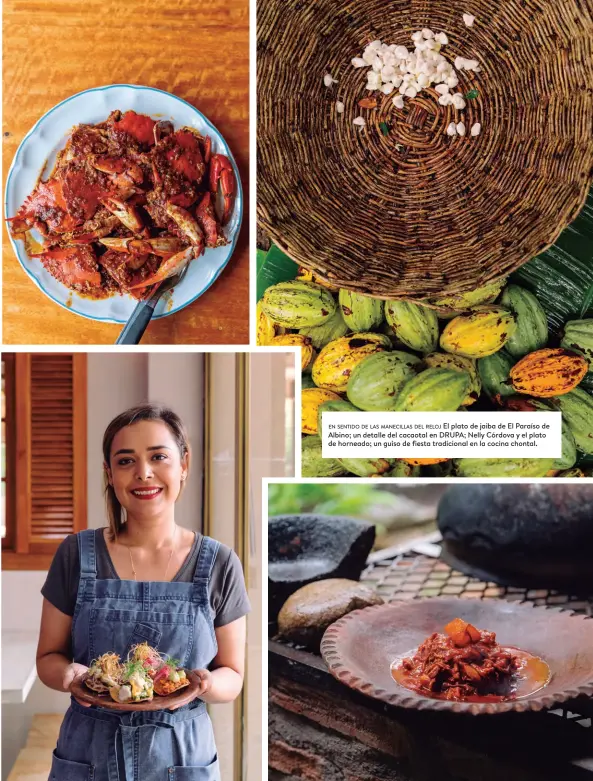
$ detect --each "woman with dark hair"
[36,403,250,780]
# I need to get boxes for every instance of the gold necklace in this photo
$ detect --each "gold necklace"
[125,524,178,582]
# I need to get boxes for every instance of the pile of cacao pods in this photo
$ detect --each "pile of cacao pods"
[257,269,593,478]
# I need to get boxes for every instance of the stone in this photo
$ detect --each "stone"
[277,578,383,650]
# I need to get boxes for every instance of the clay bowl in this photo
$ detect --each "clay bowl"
[71,670,201,711]
[321,598,593,714]
[268,514,375,619]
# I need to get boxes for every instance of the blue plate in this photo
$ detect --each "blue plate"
[4,84,243,323]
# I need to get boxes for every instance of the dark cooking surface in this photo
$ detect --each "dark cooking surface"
[269,549,593,780]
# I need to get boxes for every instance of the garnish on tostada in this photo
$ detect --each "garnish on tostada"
[109,659,155,703]
[85,653,123,693]
[153,656,190,696]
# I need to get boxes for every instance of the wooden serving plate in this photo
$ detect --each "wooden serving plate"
[71,669,201,711]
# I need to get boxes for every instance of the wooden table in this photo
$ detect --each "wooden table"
[2,0,249,345]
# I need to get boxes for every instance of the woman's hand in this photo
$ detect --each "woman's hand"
[194,669,213,699]
[63,663,91,707]
[167,669,212,711]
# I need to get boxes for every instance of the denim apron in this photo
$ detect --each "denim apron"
[49,528,221,781]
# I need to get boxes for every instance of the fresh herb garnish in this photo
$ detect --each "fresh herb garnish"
[379,121,390,136]
[466,89,479,100]
[123,660,148,679]
[164,656,181,669]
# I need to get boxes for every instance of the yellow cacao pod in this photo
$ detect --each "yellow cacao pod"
[424,352,481,406]
[509,348,589,397]
[302,388,343,434]
[256,300,278,346]
[430,278,507,316]
[440,306,517,359]
[270,334,315,371]
[297,266,340,293]
[312,333,391,393]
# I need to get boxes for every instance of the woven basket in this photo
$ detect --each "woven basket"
[257,0,593,300]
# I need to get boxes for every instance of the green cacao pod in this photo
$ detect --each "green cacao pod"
[301,374,317,389]
[384,300,439,353]
[424,353,481,406]
[500,285,549,358]
[454,458,555,478]
[554,387,593,455]
[384,461,421,477]
[347,351,422,411]
[312,333,392,393]
[440,306,517,359]
[553,421,577,470]
[430,278,507,316]
[299,309,349,350]
[561,319,593,362]
[337,457,394,477]
[394,368,470,411]
[261,280,336,328]
[477,351,516,401]
[338,289,384,331]
[301,436,346,477]
[317,400,359,435]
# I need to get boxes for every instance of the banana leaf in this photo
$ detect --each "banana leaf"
[256,243,299,301]
[512,190,593,336]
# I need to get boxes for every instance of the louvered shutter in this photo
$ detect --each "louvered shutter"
[3,353,87,569]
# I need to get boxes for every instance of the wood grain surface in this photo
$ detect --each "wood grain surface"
[2,0,249,345]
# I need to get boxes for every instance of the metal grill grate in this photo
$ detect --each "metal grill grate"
[361,552,593,614]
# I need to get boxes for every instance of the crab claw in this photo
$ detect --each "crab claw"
[92,156,144,187]
[201,136,212,165]
[209,154,236,225]
[100,197,146,235]
[154,120,174,145]
[165,203,204,246]
[196,192,228,248]
[127,246,201,290]
[99,237,184,257]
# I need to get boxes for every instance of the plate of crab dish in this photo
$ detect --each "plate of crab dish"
[4,84,243,323]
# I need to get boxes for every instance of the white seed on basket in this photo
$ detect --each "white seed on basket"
[471,122,481,136]
[463,59,480,72]
[349,31,482,138]
[456,121,466,136]
[324,73,337,87]
[353,116,366,127]
[463,13,475,27]
[446,122,457,136]
[336,101,345,114]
